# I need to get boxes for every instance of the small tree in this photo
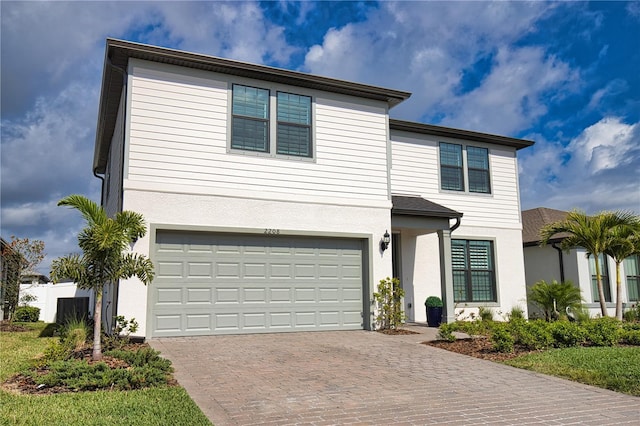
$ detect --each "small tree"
[373,277,405,330]
[0,237,45,320]
[604,220,640,320]
[540,210,637,317]
[528,280,583,321]
[50,195,154,361]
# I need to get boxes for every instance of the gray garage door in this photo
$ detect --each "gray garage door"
[150,231,365,337]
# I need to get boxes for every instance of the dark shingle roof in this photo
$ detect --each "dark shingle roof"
[522,207,571,246]
[392,196,462,218]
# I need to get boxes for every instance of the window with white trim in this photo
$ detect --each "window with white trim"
[624,255,640,302]
[439,143,491,194]
[231,84,313,158]
[589,254,611,302]
[452,239,497,303]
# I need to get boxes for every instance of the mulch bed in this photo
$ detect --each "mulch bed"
[424,337,539,361]
[0,322,29,332]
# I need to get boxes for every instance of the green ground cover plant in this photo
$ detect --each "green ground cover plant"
[0,322,211,425]
[505,347,640,396]
[435,314,640,395]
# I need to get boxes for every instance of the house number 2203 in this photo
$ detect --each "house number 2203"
[264,229,280,235]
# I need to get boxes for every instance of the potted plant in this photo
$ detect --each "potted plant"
[425,296,443,327]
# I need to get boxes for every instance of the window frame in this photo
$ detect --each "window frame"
[228,83,315,161]
[624,254,640,302]
[589,254,612,303]
[276,91,313,158]
[451,239,498,304]
[438,142,492,195]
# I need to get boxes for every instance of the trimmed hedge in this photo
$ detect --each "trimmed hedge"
[438,317,635,353]
[14,306,40,322]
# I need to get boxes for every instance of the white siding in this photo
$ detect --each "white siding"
[390,131,522,227]
[125,60,390,205]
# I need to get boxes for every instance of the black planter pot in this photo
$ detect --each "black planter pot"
[426,306,443,327]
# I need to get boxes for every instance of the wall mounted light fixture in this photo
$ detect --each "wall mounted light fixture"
[380,230,391,252]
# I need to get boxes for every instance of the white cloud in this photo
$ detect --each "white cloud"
[302,1,572,133]
[441,47,579,135]
[520,117,640,213]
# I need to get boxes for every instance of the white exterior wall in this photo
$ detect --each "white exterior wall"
[114,60,395,337]
[390,130,527,321]
[390,130,522,227]
[19,282,94,323]
[120,189,392,337]
[400,226,528,322]
[126,60,390,205]
[523,246,637,318]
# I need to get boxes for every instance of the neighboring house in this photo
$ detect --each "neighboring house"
[19,281,95,323]
[20,270,49,285]
[93,39,533,338]
[522,207,640,318]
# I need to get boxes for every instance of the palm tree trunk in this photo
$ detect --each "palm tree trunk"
[615,261,623,320]
[595,257,608,317]
[92,290,103,361]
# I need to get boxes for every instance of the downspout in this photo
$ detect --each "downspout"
[551,242,565,283]
[450,217,461,233]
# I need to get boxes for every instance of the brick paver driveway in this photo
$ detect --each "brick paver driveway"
[150,327,640,425]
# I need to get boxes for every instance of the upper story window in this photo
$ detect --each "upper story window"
[439,143,491,194]
[231,84,313,159]
[277,92,312,157]
[231,85,270,153]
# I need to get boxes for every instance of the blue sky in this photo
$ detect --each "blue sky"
[1,1,639,273]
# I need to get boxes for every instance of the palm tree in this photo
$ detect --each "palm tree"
[540,210,637,317]
[604,220,640,320]
[50,195,154,361]
[528,279,583,321]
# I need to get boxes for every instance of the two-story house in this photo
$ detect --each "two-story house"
[523,207,640,318]
[94,39,533,338]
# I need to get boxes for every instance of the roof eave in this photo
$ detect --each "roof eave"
[94,39,412,173]
[389,118,535,150]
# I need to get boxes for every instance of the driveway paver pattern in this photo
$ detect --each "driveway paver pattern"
[150,326,640,425]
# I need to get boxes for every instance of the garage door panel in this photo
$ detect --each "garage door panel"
[152,231,364,337]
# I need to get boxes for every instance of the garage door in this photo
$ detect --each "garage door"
[150,231,365,337]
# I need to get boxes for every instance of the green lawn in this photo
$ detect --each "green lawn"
[505,346,640,396]
[0,323,212,425]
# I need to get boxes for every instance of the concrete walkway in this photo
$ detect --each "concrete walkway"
[150,325,640,425]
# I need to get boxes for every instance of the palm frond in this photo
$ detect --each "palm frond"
[58,195,107,226]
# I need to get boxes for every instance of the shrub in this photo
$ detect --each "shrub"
[29,346,173,391]
[13,306,40,322]
[437,323,456,342]
[478,306,494,321]
[61,317,90,352]
[584,317,622,346]
[508,319,553,350]
[373,277,405,330]
[550,321,587,348]
[491,323,514,353]
[425,296,443,308]
[507,306,525,321]
[105,346,172,371]
[528,280,583,322]
[620,328,640,345]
